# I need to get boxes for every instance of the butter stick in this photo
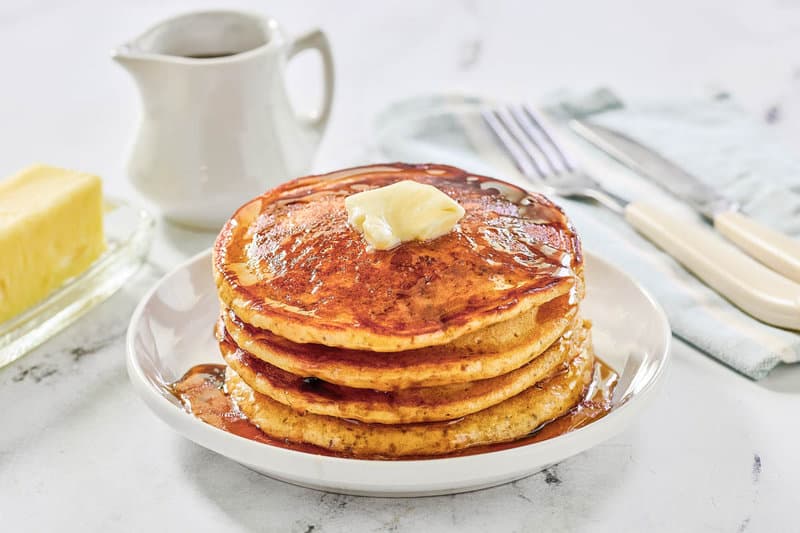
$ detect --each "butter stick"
[0,164,105,323]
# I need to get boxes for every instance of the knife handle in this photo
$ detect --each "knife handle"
[624,201,800,330]
[713,210,800,283]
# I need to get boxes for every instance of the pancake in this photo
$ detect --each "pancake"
[222,292,579,390]
[226,335,595,458]
[213,163,583,352]
[219,318,589,424]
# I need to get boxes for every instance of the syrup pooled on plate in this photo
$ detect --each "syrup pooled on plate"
[168,364,341,456]
[168,358,618,460]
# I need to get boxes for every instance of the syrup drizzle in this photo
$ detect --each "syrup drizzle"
[216,164,583,339]
[168,359,617,460]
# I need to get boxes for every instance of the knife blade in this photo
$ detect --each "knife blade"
[569,119,736,219]
[569,118,800,283]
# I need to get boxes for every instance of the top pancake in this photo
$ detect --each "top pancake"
[214,163,583,352]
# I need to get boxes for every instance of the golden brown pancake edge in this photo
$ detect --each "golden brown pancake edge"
[220,319,590,424]
[221,292,579,390]
[226,338,595,458]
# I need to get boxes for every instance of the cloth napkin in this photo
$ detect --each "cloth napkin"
[372,90,800,379]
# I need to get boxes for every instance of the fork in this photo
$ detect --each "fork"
[482,105,800,330]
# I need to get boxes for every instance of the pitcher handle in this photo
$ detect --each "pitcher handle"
[288,29,335,137]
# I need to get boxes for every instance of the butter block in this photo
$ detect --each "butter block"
[345,180,465,250]
[0,164,105,323]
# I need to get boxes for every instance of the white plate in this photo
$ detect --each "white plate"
[126,249,670,497]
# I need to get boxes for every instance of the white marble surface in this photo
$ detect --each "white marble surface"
[1,1,800,531]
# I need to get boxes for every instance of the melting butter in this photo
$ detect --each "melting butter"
[345,180,465,250]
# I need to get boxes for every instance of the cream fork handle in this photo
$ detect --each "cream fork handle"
[713,210,800,283]
[624,201,800,330]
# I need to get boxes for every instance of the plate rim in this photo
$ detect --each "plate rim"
[126,247,670,491]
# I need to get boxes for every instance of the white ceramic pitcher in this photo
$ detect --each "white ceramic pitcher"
[113,11,334,229]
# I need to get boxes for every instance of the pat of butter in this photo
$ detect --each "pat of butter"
[345,180,465,250]
[0,164,105,323]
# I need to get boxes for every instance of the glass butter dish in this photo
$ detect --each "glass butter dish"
[0,199,154,368]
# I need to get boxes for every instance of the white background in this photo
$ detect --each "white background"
[1,1,799,532]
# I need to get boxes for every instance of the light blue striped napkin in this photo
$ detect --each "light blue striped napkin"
[372,91,800,379]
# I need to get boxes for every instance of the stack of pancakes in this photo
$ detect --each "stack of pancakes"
[212,163,594,458]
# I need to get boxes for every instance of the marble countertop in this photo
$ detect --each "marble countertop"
[1,1,799,531]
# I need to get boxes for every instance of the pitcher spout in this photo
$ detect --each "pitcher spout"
[111,44,147,78]
[111,44,151,69]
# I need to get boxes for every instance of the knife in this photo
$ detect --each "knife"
[570,119,800,284]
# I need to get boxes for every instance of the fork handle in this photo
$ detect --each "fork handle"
[624,201,800,330]
[713,210,800,283]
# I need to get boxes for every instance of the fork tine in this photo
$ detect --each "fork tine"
[520,105,576,172]
[509,105,566,175]
[481,109,544,179]
[495,107,553,177]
